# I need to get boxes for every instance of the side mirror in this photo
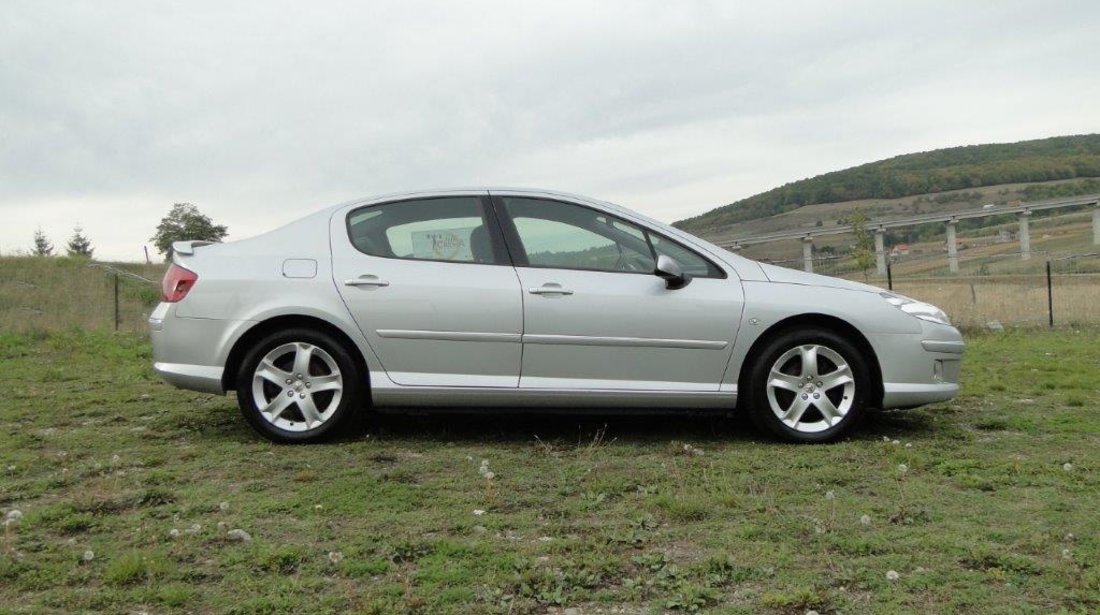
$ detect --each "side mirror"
[655,254,692,290]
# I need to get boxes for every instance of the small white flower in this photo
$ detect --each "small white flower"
[110,454,121,466]
[538,536,554,542]
[891,440,900,445]
[898,464,909,475]
[82,550,94,562]
[5,510,23,522]
[169,529,180,538]
[483,471,495,480]
[904,443,912,448]
[327,551,344,564]
[1065,533,1075,541]
[825,490,835,501]
[314,504,323,510]
[472,509,486,516]
[860,514,872,526]
[1061,548,1072,560]
[185,523,201,535]
[6,465,15,472]
[882,436,890,442]
[1063,463,1073,472]
[219,501,230,511]
[807,611,820,615]
[886,570,900,581]
[226,528,252,542]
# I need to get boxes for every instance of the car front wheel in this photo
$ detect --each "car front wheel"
[236,328,364,443]
[744,327,870,443]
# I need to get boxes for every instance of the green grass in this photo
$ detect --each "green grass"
[0,329,1097,614]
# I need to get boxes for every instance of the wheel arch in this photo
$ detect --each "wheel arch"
[221,314,371,400]
[738,313,884,408]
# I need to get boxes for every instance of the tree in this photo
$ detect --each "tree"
[32,228,54,256]
[151,203,229,259]
[848,209,875,279]
[66,226,94,258]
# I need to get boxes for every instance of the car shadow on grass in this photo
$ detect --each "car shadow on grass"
[351,405,945,446]
[192,398,947,447]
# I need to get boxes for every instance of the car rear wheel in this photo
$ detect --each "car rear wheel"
[744,327,869,443]
[236,328,364,443]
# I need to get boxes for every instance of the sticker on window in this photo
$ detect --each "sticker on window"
[410,227,477,261]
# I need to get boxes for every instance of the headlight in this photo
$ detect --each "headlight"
[880,292,951,325]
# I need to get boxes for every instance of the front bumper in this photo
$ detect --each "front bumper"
[870,321,964,409]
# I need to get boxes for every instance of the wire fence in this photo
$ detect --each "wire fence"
[763,251,1100,329]
[0,258,165,334]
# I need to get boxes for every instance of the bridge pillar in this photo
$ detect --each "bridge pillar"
[1018,210,1031,260]
[874,228,886,275]
[945,220,958,273]
[1093,205,1099,245]
[802,236,813,273]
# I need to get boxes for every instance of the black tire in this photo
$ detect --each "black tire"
[236,327,366,443]
[742,327,871,443]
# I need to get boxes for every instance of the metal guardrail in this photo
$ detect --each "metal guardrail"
[715,193,1100,248]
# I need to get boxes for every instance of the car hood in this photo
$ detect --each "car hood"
[757,263,885,293]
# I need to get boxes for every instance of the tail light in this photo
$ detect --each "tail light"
[162,264,198,302]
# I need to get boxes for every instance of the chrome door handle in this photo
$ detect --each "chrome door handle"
[344,276,390,287]
[528,285,573,296]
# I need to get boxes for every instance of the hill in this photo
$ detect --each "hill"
[675,134,1100,235]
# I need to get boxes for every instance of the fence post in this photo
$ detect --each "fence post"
[886,260,893,291]
[113,272,120,331]
[1046,260,1053,329]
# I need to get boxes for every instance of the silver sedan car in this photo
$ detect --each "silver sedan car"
[149,188,963,443]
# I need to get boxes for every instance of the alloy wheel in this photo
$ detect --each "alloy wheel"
[765,344,855,433]
[251,342,343,432]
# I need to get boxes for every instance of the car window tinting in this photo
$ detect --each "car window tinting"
[501,197,656,273]
[347,197,497,264]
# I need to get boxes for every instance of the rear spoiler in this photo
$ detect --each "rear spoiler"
[171,240,215,256]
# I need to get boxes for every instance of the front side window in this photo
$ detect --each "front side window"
[347,197,500,264]
[500,197,656,273]
[499,197,724,278]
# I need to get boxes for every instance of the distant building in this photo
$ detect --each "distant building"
[890,243,910,256]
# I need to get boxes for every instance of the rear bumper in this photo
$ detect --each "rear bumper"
[149,302,238,395]
[153,362,224,394]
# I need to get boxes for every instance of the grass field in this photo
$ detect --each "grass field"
[1,330,1097,614]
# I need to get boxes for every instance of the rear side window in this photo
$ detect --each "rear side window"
[347,197,501,264]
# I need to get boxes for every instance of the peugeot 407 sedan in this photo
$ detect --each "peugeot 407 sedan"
[149,188,963,443]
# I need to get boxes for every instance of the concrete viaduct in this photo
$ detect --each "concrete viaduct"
[718,194,1100,274]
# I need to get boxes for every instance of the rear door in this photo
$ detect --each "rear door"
[492,194,743,391]
[331,193,523,387]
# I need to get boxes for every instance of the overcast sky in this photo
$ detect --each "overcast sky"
[2,1,1098,261]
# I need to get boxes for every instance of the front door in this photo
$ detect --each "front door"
[493,194,743,391]
[331,193,523,387]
